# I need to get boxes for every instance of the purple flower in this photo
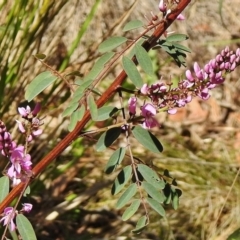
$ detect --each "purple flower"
[141,104,159,129]
[128,97,137,115]
[22,203,33,213]
[140,84,149,95]
[159,0,166,12]
[0,207,16,231]
[18,106,31,118]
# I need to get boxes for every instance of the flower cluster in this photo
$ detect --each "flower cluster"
[128,47,240,129]
[0,104,41,231]
[0,103,42,186]
[0,204,33,231]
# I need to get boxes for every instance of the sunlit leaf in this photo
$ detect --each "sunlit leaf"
[96,106,119,121]
[88,95,98,121]
[132,215,147,233]
[16,214,37,240]
[137,164,165,190]
[122,199,141,221]
[173,43,191,53]
[62,102,79,117]
[122,56,143,88]
[227,228,240,240]
[68,105,85,131]
[34,53,46,59]
[25,71,58,101]
[0,176,9,202]
[132,126,163,153]
[84,52,115,81]
[116,183,137,209]
[111,165,132,195]
[166,34,188,42]
[123,20,144,32]
[172,188,180,210]
[146,197,165,217]
[135,44,154,76]
[95,127,122,152]
[142,181,165,203]
[105,147,126,174]
[98,37,128,53]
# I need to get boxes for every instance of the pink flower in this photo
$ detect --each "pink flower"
[176,14,185,20]
[22,203,33,213]
[159,0,167,12]
[0,207,16,231]
[18,106,31,118]
[128,97,137,115]
[140,84,149,95]
[141,104,159,129]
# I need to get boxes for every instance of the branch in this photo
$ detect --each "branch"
[0,0,191,213]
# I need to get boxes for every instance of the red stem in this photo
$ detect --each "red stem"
[0,0,191,213]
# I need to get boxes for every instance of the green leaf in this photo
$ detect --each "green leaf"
[0,176,9,202]
[34,53,46,59]
[227,228,240,240]
[25,71,58,101]
[142,181,165,203]
[146,197,165,217]
[135,44,154,76]
[122,199,141,221]
[163,183,172,204]
[87,95,98,121]
[62,102,79,117]
[132,126,163,153]
[137,164,165,190]
[98,37,128,53]
[16,214,37,240]
[172,188,180,210]
[23,186,31,196]
[95,127,122,152]
[123,20,144,32]
[111,165,132,195]
[173,43,191,53]
[166,34,188,42]
[122,56,143,88]
[105,147,126,174]
[84,52,115,81]
[96,106,119,121]
[132,216,147,233]
[116,183,138,209]
[68,105,85,131]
